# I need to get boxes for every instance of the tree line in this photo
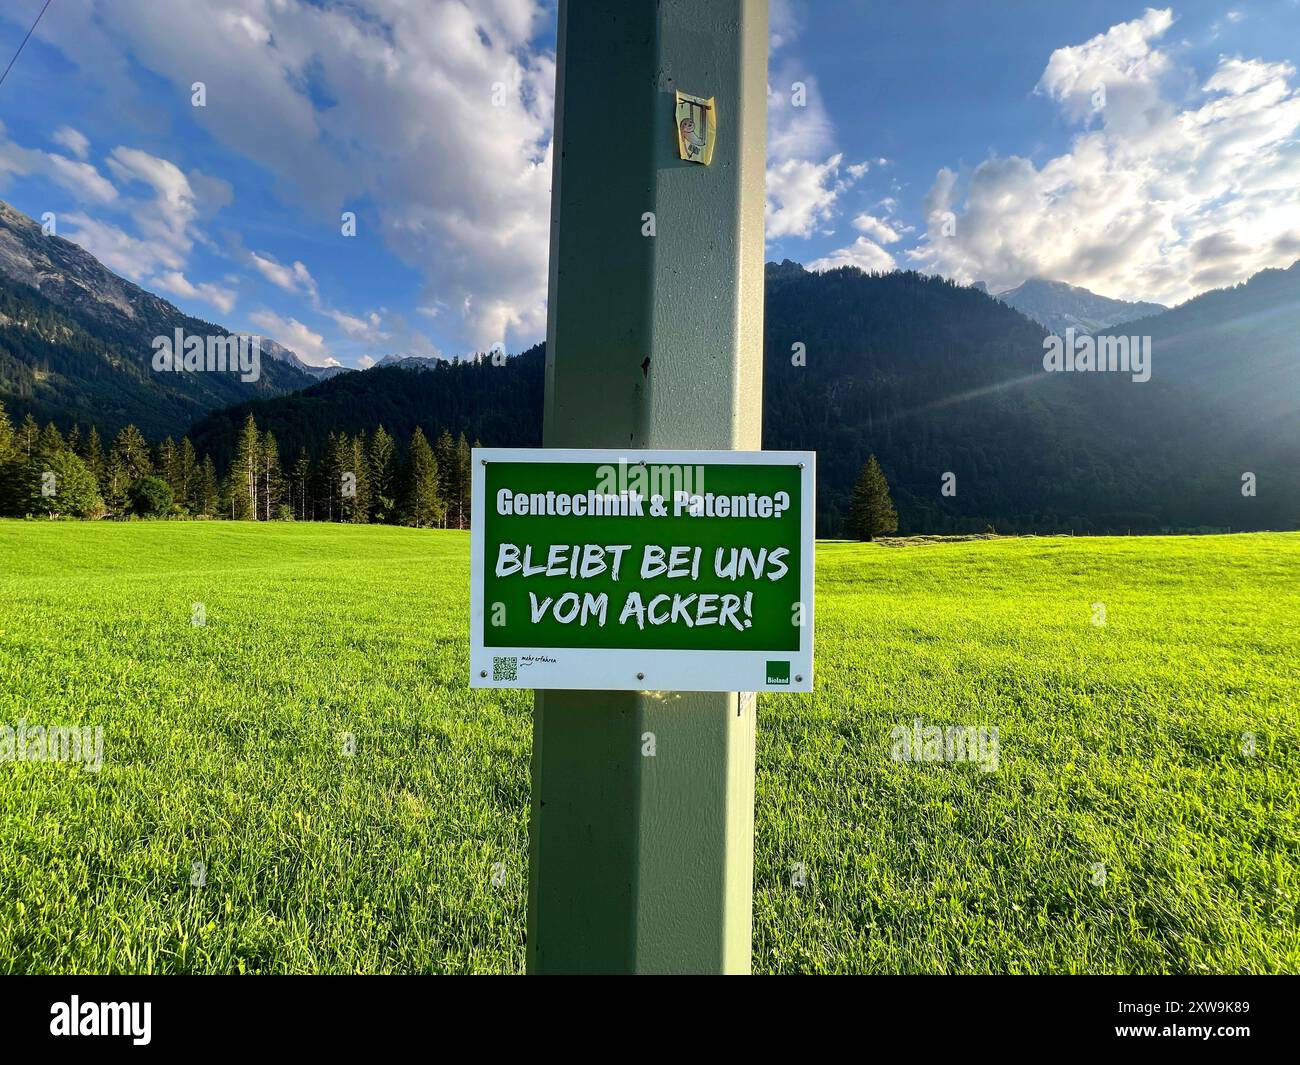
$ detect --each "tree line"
[0,400,475,527]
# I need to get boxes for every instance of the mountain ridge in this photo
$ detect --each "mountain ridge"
[0,199,331,437]
[991,276,1167,335]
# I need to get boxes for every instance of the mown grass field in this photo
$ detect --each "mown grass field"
[0,521,1297,973]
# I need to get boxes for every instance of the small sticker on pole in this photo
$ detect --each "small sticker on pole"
[675,91,716,165]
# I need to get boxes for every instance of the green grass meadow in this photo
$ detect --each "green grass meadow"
[0,521,1297,973]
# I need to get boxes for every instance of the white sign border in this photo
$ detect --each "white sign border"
[469,447,815,693]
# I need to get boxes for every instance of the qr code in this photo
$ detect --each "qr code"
[493,656,518,682]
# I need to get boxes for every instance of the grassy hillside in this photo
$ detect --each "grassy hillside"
[0,522,1296,973]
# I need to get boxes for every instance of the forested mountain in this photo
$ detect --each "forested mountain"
[1141,260,1300,422]
[0,200,322,439]
[762,263,1298,534]
[186,261,1299,536]
[189,346,545,471]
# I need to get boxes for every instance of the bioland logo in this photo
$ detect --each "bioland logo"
[890,717,999,772]
[152,329,262,383]
[1043,328,1151,383]
[50,996,151,1046]
[765,660,791,685]
[1,720,103,772]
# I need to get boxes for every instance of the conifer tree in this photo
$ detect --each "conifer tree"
[82,426,105,490]
[156,437,180,502]
[178,437,198,513]
[320,432,337,521]
[291,448,312,521]
[347,431,372,523]
[454,432,472,529]
[434,429,456,528]
[326,431,352,522]
[18,413,38,460]
[369,425,396,523]
[195,456,219,517]
[404,426,444,528]
[0,404,15,516]
[259,430,284,521]
[847,454,899,541]
[37,421,65,456]
[102,455,130,515]
[227,414,260,520]
[0,401,13,463]
[110,425,153,483]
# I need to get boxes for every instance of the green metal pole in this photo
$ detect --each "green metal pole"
[527,0,768,974]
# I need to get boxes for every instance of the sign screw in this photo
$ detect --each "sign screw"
[480,670,487,678]
[636,672,645,681]
[795,675,803,683]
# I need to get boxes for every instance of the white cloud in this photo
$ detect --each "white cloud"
[768,72,836,163]
[766,154,848,239]
[153,270,237,314]
[39,0,556,351]
[852,213,904,244]
[787,201,908,272]
[808,236,896,274]
[0,117,238,301]
[42,154,118,204]
[1036,7,1175,130]
[910,10,1300,304]
[58,212,158,279]
[52,126,90,160]
[93,146,231,279]
[770,0,801,52]
[326,308,388,343]
[0,124,117,205]
[248,251,318,303]
[248,308,337,366]
[105,147,198,263]
[765,16,860,246]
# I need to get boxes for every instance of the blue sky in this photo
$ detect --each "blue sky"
[1,1,1298,368]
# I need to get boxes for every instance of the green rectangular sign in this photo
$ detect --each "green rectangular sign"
[470,448,814,692]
